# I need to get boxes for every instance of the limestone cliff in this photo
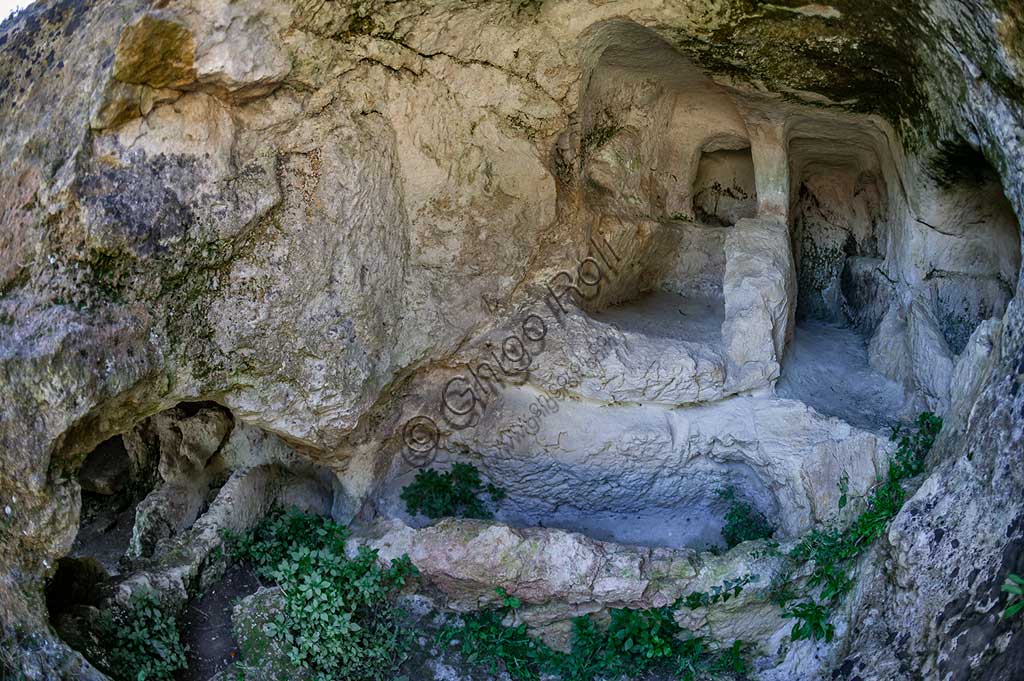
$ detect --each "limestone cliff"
[0,1,1021,679]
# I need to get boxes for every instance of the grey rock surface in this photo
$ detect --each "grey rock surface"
[0,0,1022,679]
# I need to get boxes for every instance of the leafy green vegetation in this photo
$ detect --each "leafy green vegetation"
[1002,573,1024,619]
[780,412,943,641]
[681,574,757,610]
[211,411,941,680]
[437,588,549,681]
[782,601,834,643]
[401,462,505,520]
[100,589,188,681]
[439,587,751,681]
[718,487,775,548]
[226,508,418,681]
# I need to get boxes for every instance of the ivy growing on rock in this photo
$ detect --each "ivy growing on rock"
[681,574,757,610]
[100,589,188,681]
[718,487,775,548]
[780,412,943,641]
[1002,574,1024,619]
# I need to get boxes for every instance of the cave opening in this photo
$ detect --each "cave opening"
[776,124,906,429]
[779,126,1022,427]
[45,432,153,658]
[45,404,234,623]
[571,27,761,358]
[45,400,349,679]
[599,144,760,349]
[692,146,758,227]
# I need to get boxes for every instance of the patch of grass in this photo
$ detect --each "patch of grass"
[718,487,775,548]
[400,462,505,520]
[100,589,187,681]
[225,508,418,681]
[439,587,751,681]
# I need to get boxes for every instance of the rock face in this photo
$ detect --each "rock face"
[381,384,891,550]
[357,518,790,653]
[0,0,1022,679]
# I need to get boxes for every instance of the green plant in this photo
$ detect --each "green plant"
[437,588,548,681]
[837,472,850,510]
[565,607,751,681]
[767,573,799,608]
[441,587,750,681]
[226,508,418,681]
[1002,573,1024,618]
[782,412,942,640]
[400,463,505,520]
[674,638,751,681]
[601,606,681,675]
[101,589,188,681]
[681,574,757,610]
[782,601,834,642]
[718,487,775,548]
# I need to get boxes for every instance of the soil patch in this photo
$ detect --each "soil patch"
[177,562,264,681]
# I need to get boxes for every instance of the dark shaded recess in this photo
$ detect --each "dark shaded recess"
[671,0,934,136]
[177,400,225,417]
[76,154,197,258]
[928,138,1001,188]
[78,435,130,496]
[45,556,110,618]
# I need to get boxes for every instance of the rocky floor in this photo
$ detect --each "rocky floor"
[776,320,909,432]
[593,290,725,346]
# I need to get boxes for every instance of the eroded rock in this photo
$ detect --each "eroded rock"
[0,0,1022,678]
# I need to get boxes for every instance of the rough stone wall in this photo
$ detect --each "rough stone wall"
[833,1,1024,678]
[0,0,1022,679]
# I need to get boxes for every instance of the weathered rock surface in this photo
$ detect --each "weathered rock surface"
[383,384,892,550]
[229,587,304,681]
[357,518,790,653]
[0,0,1022,678]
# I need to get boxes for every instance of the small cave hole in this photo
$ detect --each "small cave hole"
[691,147,757,227]
[69,435,143,577]
[47,434,148,659]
